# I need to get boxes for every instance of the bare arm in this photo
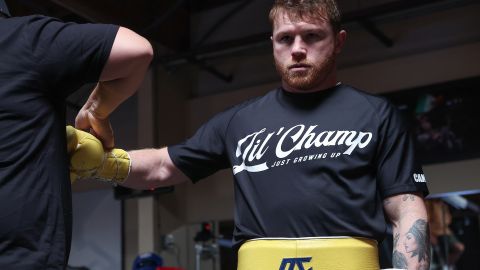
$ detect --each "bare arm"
[120,147,189,190]
[384,193,430,270]
[76,26,153,148]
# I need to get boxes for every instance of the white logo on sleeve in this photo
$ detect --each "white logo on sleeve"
[413,173,427,183]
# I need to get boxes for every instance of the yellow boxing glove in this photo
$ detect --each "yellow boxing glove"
[66,126,131,184]
[66,126,81,184]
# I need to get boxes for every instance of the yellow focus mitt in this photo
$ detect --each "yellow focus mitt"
[66,126,131,184]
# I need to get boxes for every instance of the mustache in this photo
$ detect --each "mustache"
[287,62,314,69]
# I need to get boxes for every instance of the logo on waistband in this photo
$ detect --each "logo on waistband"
[279,257,313,270]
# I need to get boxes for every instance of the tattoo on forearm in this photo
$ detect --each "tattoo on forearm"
[405,219,430,268]
[392,250,408,269]
[392,233,408,268]
[402,194,415,201]
[393,233,399,247]
[418,264,429,270]
[392,220,430,269]
[407,219,430,262]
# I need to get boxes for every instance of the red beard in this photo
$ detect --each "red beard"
[275,53,335,91]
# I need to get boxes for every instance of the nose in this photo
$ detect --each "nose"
[291,36,306,61]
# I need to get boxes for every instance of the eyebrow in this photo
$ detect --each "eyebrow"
[274,27,325,37]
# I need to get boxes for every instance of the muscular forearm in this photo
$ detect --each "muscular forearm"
[84,78,141,119]
[121,147,188,190]
[76,27,153,147]
[87,27,152,118]
[385,194,430,270]
[76,77,146,148]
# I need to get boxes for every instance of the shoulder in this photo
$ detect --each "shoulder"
[9,15,63,30]
[215,89,277,119]
[203,89,278,134]
[340,84,392,108]
[16,15,118,38]
[0,15,53,34]
[340,84,401,122]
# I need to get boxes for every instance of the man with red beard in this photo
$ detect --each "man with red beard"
[68,0,429,269]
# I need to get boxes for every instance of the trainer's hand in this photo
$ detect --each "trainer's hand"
[66,126,130,184]
[75,102,114,149]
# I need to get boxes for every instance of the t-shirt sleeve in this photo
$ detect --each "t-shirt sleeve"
[375,101,429,199]
[168,110,232,183]
[28,16,119,97]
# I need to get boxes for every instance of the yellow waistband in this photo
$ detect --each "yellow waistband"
[238,237,380,270]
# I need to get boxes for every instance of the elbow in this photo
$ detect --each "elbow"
[115,27,154,71]
[133,38,153,70]
[140,39,154,65]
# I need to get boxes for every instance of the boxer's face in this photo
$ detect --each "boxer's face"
[272,9,346,92]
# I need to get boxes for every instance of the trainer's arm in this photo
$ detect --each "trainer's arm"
[121,147,189,190]
[76,26,153,148]
[384,193,430,270]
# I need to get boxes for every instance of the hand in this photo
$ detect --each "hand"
[75,102,114,149]
[66,126,130,184]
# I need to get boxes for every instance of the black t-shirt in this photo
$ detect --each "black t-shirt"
[169,84,429,247]
[0,16,117,269]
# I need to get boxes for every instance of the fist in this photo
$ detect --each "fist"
[66,126,130,184]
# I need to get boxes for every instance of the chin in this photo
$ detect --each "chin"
[281,63,336,92]
[285,74,326,92]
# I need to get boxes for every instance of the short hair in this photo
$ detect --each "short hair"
[269,0,342,33]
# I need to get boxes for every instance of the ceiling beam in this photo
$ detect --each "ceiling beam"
[48,0,135,26]
[157,0,474,65]
[47,0,190,51]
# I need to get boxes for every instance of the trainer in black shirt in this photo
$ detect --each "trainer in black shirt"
[0,2,153,269]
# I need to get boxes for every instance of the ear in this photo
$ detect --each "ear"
[334,30,347,54]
